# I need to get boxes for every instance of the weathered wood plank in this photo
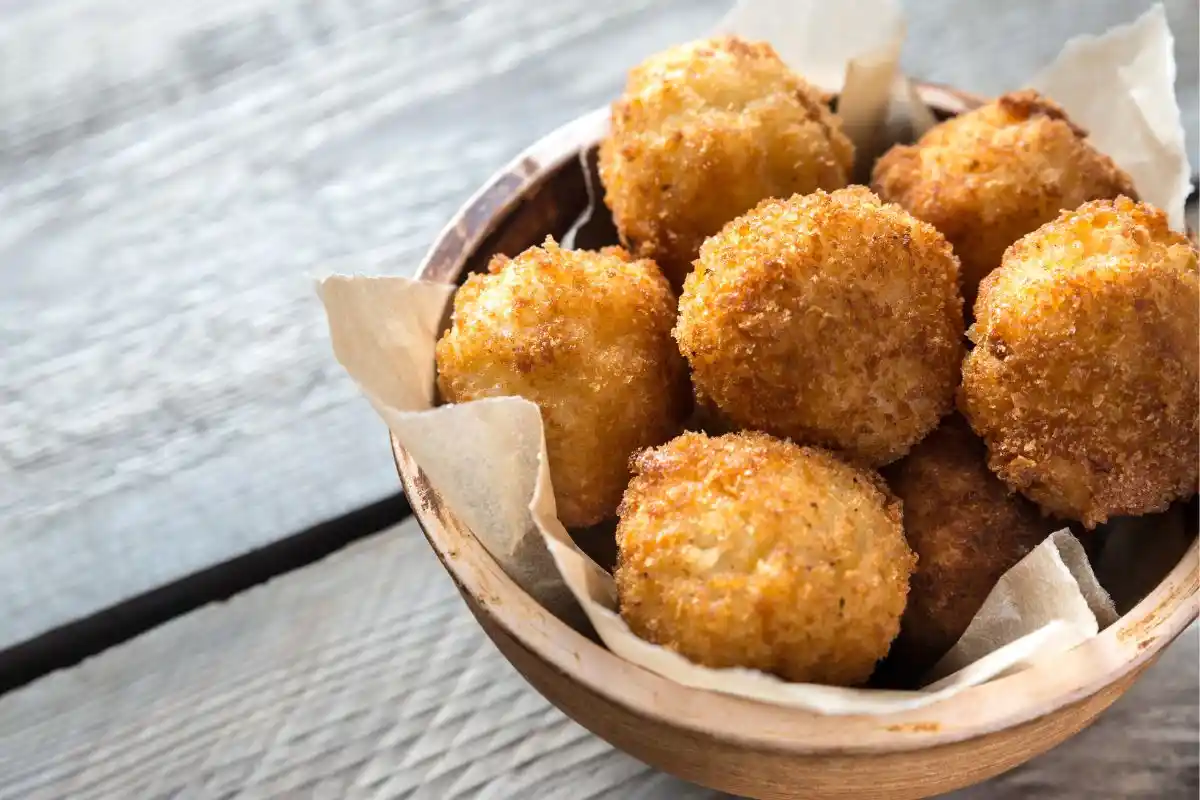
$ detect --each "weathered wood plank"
[3,0,1195,652]
[0,522,722,800]
[0,521,1194,799]
[0,0,728,651]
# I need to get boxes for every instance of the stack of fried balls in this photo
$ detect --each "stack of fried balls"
[434,36,1199,686]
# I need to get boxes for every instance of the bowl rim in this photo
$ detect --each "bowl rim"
[399,82,1200,754]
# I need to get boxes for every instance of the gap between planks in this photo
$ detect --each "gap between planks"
[0,493,411,695]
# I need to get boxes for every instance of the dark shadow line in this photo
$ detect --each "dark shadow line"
[0,492,411,695]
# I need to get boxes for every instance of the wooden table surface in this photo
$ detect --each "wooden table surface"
[1,520,1196,800]
[1,0,1197,797]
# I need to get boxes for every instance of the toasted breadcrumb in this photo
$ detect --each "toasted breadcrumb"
[675,187,964,467]
[872,90,1137,309]
[615,431,914,686]
[960,197,1199,527]
[435,238,691,527]
[883,414,1057,674]
[600,36,854,288]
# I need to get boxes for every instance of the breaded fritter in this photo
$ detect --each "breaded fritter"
[599,36,854,288]
[960,197,1199,528]
[435,238,690,527]
[615,431,914,686]
[872,90,1137,309]
[675,187,964,467]
[883,414,1057,675]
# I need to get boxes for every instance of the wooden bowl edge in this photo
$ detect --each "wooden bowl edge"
[464,580,1153,799]
[394,436,1197,757]
[392,80,1199,760]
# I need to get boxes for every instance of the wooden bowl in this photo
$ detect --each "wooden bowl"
[393,84,1200,800]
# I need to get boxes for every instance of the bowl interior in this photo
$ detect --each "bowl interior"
[405,85,1199,752]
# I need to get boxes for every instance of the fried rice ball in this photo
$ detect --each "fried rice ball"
[675,187,964,467]
[599,36,854,288]
[614,431,914,686]
[883,414,1057,675]
[435,238,690,527]
[960,197,1199,528]
[872,90,1137,309]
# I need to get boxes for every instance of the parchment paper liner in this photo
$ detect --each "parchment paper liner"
[317,2,1190,714]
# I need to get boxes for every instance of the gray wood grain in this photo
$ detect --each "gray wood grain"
[0,521,722,800]
[0,0,728,650]
[3,0,1196,649]
[0,521,1194,799]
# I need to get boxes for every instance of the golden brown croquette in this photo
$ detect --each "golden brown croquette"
[960,197,1199,528]
[872,90,1137,309]
[614,431,914,686]
[435,238,691,527]
[883,414,1057,674]
[599,36,854,288]
[675,187,964,467]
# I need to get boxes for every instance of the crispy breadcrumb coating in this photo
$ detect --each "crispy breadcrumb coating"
[960,197,1199,528]
[435,238,691,527]
[883,414,1057,674]
[599,36,854,288]
[675,187,964,467]
[615,431,914,686]
[872,90,1137,309]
